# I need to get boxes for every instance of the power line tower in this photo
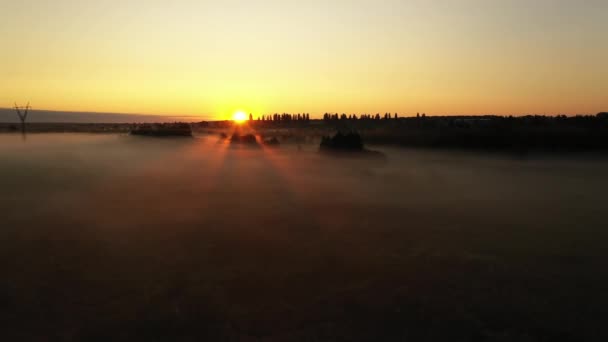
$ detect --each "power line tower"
[14,102,31,134]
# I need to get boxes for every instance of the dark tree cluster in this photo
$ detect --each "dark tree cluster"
[320,131,364,151]
[230,133,258,145]
[352,114,608,150]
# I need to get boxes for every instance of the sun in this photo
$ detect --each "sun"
[233,111,247,123]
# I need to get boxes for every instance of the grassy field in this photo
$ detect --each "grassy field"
[1,133,607,341]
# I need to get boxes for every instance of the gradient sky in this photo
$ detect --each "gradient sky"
[1,0,607,119]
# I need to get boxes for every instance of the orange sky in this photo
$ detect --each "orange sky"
[1,1,607,120]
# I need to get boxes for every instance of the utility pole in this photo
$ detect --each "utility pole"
[14,102,30,134]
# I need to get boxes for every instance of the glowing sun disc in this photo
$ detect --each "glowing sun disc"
[233,111,247,123]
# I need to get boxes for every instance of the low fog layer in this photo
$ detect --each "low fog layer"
[1,133,608,340]
[2,133,606,229]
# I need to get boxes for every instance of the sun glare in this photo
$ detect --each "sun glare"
[233,111,247,123]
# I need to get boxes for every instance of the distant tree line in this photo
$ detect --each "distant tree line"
[252,113,311,123]
[323,112,403,121]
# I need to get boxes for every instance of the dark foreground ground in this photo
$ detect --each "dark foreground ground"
[1,133,607,341]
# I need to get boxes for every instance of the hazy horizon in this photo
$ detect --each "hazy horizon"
[0,108,211,124]
[1,107,604,124]
[2,1,607,120]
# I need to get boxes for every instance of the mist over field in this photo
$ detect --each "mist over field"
[1,133,608,341]
[3,0,608,339]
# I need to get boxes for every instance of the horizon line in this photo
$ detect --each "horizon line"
[0,107,603,119]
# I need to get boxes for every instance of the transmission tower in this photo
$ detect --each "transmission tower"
[14,102,31,133]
